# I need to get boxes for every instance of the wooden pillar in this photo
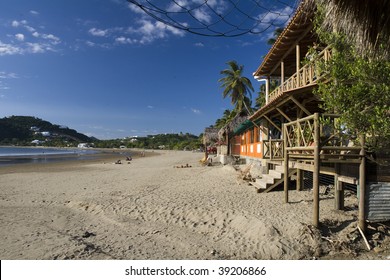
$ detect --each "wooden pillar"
[334,163,344,210]
[313,113,320,227]
[265,76,270,104]
[281,61,285,92]
[296,44,300,87]
[296,169,303,191]
[335,181,344,210]
[359,135,366,232]
[283,123,289,203]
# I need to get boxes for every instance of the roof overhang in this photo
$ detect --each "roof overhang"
[253,0,317,77]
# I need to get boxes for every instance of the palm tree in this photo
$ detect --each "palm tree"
[218,60,254,115]
[267,27,284,45]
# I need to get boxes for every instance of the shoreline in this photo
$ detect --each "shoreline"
[0,148,158,173]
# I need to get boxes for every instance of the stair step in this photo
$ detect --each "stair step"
[268,170,282,179]
[250,180,268,190]
[260,175,275,184]
[274,165,284,173]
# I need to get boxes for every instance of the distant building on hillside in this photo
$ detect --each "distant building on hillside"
[77,143,90,148]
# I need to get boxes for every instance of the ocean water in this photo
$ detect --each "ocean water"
[0,146,99,166]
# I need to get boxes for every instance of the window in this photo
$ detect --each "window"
[250,129,254,144]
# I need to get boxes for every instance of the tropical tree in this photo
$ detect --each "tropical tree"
[267,27,284,45]
[254,79,280,110]
[218,60,254,115]
[313,4,390,152]
[214,109,236,128]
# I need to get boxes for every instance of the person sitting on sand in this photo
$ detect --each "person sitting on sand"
[126,156,132,161]
[115,159,122,164]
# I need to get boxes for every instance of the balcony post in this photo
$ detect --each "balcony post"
[265,76,270,104]
[281,61,285,92]
[283,123,289,203]
[313,113,320,227]
[358,135,366,233]
[296,44,300,87]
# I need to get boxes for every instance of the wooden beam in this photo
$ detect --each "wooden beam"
[263,115,282,132]
[313,113,320,227]
[276,108,292,122]
[296,168,303,191]
[269,24,313,75]
[281,61,285,88]
[283,123,289,203]
[296,44,300,83]
[359,135,366,233]
[290,96,311,116]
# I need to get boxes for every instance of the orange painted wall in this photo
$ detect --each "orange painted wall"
[239,126,262,159]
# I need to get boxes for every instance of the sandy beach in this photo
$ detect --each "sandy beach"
[0,150,389,260]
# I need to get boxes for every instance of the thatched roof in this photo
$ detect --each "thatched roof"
[218,114,248,139]
[310,0,390,59]
[203,127,219,144]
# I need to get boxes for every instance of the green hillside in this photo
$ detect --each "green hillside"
[0,116,93,146]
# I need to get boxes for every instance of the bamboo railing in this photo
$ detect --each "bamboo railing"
[263,139,284,160]
[282,113,361,160]
[269,46,332,102]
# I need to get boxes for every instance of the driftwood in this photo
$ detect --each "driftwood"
[237,164,253,181]
[358,226,371,251]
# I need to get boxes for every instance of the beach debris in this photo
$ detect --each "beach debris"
[358,226,371,251]
[174,163,192,168]
[237,164,253,181]
[82,231,96,238]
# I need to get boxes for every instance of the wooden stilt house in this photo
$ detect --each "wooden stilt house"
[242,0,390,230]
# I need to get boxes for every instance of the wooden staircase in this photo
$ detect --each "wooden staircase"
[250,164,297,193]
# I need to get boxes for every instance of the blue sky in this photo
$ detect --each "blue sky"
[0,0,295,139]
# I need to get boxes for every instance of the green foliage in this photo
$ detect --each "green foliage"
[218,60,254,115]
[0,116,92,146]
[314,10,390,151]
[95,133,203,151]
[267,27,284,45]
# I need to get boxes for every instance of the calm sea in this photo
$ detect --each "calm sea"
[0,146,100,166]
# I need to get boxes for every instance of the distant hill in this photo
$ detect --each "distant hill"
[0,116,93,145]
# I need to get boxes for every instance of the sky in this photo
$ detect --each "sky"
[0,0,296,139]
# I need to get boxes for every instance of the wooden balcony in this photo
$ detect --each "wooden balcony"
[263,139,283,160]
[268,46,332,102]
[283,113,361,163]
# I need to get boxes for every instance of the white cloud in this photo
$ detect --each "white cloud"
[192,8,212,24]
[11,20,27,27]
[127,3,145,14]
[191,108,201,114]
[30,10,39,15]
[26,42,46,53]
[85,41,96,47]
[126,19,185,44]
[147,105,154,109]
[115,36,138,44]
[89,27,109,37]
[257,6,293,26]
[253,6,294,38]
[0,71,18,92]
[5,19,61,55]
[15,33,25,41]
[0,72,18,79]
[194,42,204,47]
[0,41,22,55]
